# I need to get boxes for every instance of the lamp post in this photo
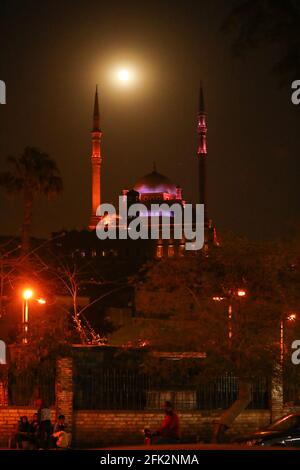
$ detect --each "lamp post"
[213,289,247,345]
[22,289,33,344]
[22,289,46,344]
[280,313,297,367]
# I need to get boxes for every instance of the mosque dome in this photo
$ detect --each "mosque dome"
[133,168,177,196]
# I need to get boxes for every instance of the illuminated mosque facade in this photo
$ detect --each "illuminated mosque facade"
[87,84,217,259]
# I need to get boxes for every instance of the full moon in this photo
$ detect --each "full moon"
[118,69,130,82]
[109,65,138,88]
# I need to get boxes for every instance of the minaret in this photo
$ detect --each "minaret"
[89,86,102,230]
[197,84,218,246]
[197,82,208,224]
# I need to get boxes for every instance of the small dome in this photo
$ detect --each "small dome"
[133,170,177,196]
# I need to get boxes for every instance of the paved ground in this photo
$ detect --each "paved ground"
[0,443,295,450]
[102,443,295,450]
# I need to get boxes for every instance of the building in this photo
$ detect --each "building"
[60,83,217,261]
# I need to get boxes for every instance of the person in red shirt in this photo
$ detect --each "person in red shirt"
[155,401,180,444]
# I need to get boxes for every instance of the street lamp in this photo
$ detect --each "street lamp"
[213,288,247,344]
[22,289,33,345]
[23,289,33,300]
[280,313,297,366]
[237,289,247,298]
[22,289,46,344]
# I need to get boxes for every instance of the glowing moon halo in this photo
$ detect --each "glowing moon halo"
[118,69,130,82]
[109,65,138,88]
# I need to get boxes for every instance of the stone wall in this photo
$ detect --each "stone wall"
[0,356,280,448]
[73,409,271,447]
[55,357,73,426]
[0,407,270,448]
[0,380,8,406]
[271,373,284,421]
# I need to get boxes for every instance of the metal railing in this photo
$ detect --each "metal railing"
[74,368,151,410]
[8,367,55,406]
[74,368,269,410]
[196,374,268,410]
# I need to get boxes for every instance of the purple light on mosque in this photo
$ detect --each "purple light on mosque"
[136,184,176,195]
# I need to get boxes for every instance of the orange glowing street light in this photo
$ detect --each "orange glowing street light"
[212,296,225,302]
[212,289,247,301]
[212,288,247,344]
[280,313,298,366]
[21,288,46,344]
[237,289,247,297]
[22,288,33,300]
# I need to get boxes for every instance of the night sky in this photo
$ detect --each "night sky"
[0,0,299,241]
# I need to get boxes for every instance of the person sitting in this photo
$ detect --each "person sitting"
[52,415,71,449]
[154,401,180,444]
[29,413,39,449]
[16,416,31,449]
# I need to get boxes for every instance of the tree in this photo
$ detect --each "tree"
[0,147,63,254]
[48,256,129,345]
[135,233,300,441]
[5,301,77,406]
[222,0,300,85]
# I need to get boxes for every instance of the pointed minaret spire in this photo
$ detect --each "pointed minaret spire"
[196,83,218,247]
[197,82,207,157]
[93,85,100,131]
[199,81,205,113]
[89,86,103,230]
[197,82,207,221]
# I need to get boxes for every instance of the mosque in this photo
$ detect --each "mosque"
[85,84,217,259]
[52,85,217,263]
[49,85,218,340]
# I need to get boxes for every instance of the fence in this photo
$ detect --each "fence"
[197,374,268,410]
[74,368,151,410]
[284,384,300,405]
[74,368,269,410]
[5,362,269,410]
[8,364,56,406]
